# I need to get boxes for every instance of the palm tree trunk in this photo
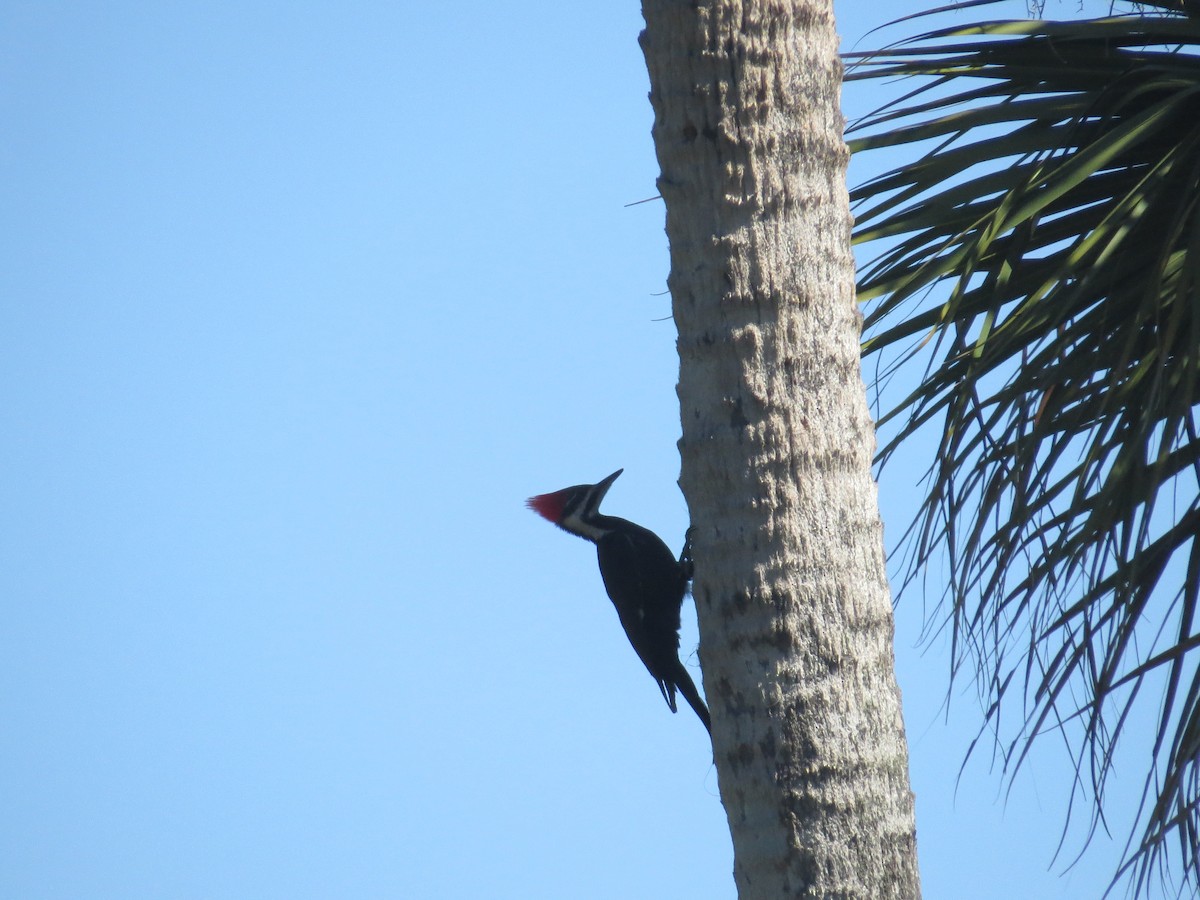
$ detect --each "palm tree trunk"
[639,1,920,896]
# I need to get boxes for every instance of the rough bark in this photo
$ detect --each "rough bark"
[639,1,921,897]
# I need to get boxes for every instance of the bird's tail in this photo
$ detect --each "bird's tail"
[672,665,711,735]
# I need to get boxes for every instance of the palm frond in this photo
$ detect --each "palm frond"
[847,2,1200,896]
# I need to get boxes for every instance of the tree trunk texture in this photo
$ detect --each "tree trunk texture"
[639,2,921,897]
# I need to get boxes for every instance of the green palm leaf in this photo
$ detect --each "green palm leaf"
[847,2,1200,896]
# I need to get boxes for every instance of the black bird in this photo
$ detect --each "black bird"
[527,469,710,734]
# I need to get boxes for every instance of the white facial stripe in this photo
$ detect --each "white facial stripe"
[560,510,608,541]
[557,481,612,541]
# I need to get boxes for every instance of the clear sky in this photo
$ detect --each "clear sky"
[2,2,1146,898]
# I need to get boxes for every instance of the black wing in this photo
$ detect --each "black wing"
[595,522,710,732]
[595,521,684,679]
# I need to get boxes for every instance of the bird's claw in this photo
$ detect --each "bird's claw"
[679,527,695,580]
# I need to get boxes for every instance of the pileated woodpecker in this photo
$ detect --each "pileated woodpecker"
[527,469,711,734]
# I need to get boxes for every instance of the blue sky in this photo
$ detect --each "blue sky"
[2,2,1146,898]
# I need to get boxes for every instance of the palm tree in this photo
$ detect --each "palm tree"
[640,0,921,896]
[845,1,1200,895]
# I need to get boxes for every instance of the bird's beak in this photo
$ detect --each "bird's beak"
[598,469,624,493]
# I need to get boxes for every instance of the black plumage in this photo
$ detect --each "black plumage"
[527,469,710,734]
